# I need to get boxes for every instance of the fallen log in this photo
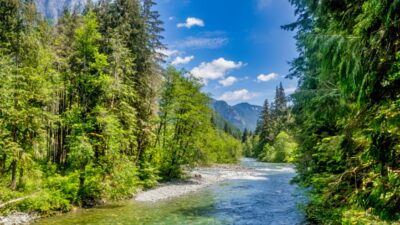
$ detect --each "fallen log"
[0,193,36,208]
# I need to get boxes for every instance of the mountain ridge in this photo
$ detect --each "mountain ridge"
[34,0,86,19]
[211,99,261,132]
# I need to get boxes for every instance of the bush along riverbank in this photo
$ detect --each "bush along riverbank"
[0,0,242,220]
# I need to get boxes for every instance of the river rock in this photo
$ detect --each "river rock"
[0,213,35,225]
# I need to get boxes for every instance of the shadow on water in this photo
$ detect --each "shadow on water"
[35,159,307,225]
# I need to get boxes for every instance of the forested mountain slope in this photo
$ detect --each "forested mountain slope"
[211,99,261,131]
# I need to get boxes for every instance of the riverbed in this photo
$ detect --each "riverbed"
[35,158,306,225]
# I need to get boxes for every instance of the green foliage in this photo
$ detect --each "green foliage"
[155,67,242,178]
[18,191,72,214]
[259,143,275,163]
[0,0,243,217]
[259,132,297,163]
[286,0,400,223]
[243,135,258,157]
[200,129,242,164]
[45,173,80,203]
[252,82,294,162]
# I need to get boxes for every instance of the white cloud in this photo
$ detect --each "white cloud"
[171,56,194,66]
[285,87,297,94]
[191,58,244,83]
[257,0,272,10]
[168,16,175,21]
[179,37,228,49]
[156,48,178,58]
[219,76,238,87]
[171,32,228,50]
[257,73,278,82]
[177,17,205,28]
[218,89,259,102]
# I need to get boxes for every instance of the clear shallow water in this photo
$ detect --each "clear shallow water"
[35,158,306,225]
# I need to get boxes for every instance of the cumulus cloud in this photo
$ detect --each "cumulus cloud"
[218,89,259,102]
[219,76,238,87]
[257,73,278,82]
[156,48,178,58]
[191,58,244,83]
[177,17,205,28]
[171,56,194,66]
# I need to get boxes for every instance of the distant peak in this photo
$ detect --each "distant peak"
[233,102,261,108]
[212,100,262,131]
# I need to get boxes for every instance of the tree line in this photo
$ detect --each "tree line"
[284,0,400,223]
[0,0,242,214]
[243,82,297,163]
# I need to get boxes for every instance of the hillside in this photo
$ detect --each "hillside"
[211,99,262,131]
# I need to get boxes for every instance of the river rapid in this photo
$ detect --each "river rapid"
[35,158,306,225]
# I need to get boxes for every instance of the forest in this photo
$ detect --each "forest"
[243,82,297,164]
[1,0,400,224]
[0,0,241,215]
[285,0,400,223]
[246,0,400,223]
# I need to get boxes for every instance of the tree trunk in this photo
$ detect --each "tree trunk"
[79,164,86,193]
[18,166,24,188]
[9,160,17,190]
[0,154,6,175]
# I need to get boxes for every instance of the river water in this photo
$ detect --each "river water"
[35,158,306,225]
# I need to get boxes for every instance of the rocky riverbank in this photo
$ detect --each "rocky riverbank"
[135,164,263,202]
[0,213,36,225]
[0,164,262,224]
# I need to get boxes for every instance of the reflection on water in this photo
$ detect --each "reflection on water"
[35,158,306,225]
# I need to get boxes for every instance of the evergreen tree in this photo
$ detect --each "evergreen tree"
[142,0,165,62]
[0,0,243,214]
[253,83,291,161]
[256,99,272,142]
[272,82,288,135]
[66,11,109,196]
[242,128,248,143]
[285,0,400,222]
[0,0,52,190]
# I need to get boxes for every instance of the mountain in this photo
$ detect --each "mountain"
[211,99,262,131]
[34,0,86,19]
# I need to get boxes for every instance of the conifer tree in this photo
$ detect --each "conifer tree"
[0,0,53,190]
[66,11,109,194]
[242,128,249,143]
[0,0,243,212]
[48,10,81,166]
[272,82,288,135]
[285,0,400,222]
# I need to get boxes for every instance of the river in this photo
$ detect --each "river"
[35,158,306,225]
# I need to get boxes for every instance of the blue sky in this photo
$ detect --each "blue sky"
[155,0,298,106]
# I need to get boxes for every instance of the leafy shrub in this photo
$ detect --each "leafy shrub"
[17,190,71,214]
[101,160,142,199]
[259,132,297,163]
[45,172,80,203]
